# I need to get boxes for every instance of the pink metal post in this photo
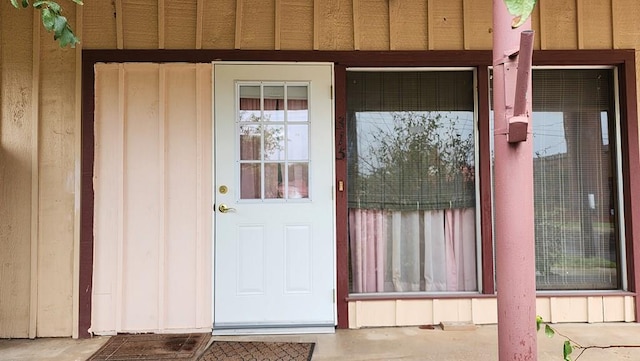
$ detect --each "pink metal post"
[493,1,537,360]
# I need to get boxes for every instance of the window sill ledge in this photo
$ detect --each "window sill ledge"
[346,290,635,302]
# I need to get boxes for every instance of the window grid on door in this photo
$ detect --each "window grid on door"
[237,82,311,201]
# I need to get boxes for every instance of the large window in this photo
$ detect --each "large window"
[347,70,478,293]
[531,68,620,290]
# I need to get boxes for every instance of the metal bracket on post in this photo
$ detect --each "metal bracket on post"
[508,30,535,143]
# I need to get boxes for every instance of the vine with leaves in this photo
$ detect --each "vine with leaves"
[537,316,640,360]
[10,0,83,48]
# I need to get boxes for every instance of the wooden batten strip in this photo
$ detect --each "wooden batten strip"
[388,0,398,51]
[462,0,470,50]
[195,64,204,325]
[72,3,84,340]
[611,0,619,48]
[427,0,434,50]
[116,65,125,332]
[275,0,281,50]
[576,0,584,49]
[235,0,243,49]
[352,0,360,50]
[196,0,204,49]
[29,6,41,340]
[159,0,165,49]
[158,66,167,331]
[538,0,548,50]
[313,0,320,50]
[115,0,124,49]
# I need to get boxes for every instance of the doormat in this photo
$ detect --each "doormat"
[198,341,315,361]
[87,333,210,360]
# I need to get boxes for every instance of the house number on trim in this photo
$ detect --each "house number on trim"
[219,185,228,194]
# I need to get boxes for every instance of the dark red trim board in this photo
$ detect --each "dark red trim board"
[334,64,349,329]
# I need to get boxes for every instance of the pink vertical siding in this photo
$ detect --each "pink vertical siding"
[92,63,212,334]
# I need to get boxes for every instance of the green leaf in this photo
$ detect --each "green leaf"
[10,0,20,8]
[41,8,55,31]
[536,315,543,331]
[56,26,79,48]
[53,14,67,35]
[21,0,29,8]
[46,1,61,13]
[33,0,56,9]
[563,341,573,361]
[544,324,555,338]
[33,0,49,8]
[503,0,538,28]
[71,0,83,4]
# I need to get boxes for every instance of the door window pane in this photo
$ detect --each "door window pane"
[264,163,284,199]
[347,71,478,293]
[287,124,309,160]
[240,125,261,161]
[264,86,285,122]
[264,125,285,161]
[288,86,309,122]
[288,163,309,199]
[239,85,261,122]
[240,163,261,199]
[238,83,311,201]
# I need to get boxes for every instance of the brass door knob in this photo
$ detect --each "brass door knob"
[218,204,235,213]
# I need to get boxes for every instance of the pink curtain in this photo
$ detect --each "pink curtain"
[442,208,477,291]
[424,210,447,291]
[287,99,308,110]
[241,98,308,111]
[350,208,476,293]
[349,209,387,293]
[240,98,260,111]
[391,212,421,291]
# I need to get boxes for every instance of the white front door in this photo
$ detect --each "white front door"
[213,63,335,333]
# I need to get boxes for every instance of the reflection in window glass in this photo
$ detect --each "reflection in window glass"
[239,125,261,161]
[264,125,285,161]
[531,69,619,290]
[287,124,309,160]
[347,71,477,293]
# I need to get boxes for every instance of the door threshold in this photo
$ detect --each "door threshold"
[212,324,335,336]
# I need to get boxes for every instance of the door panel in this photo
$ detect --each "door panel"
[213,63,335,332]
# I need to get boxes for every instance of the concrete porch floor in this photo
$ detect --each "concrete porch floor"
[2,323,640,361]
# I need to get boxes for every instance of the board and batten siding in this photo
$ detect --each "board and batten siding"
[0,1,80,338]
[1,0,639,337]
[92,63,212,334]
